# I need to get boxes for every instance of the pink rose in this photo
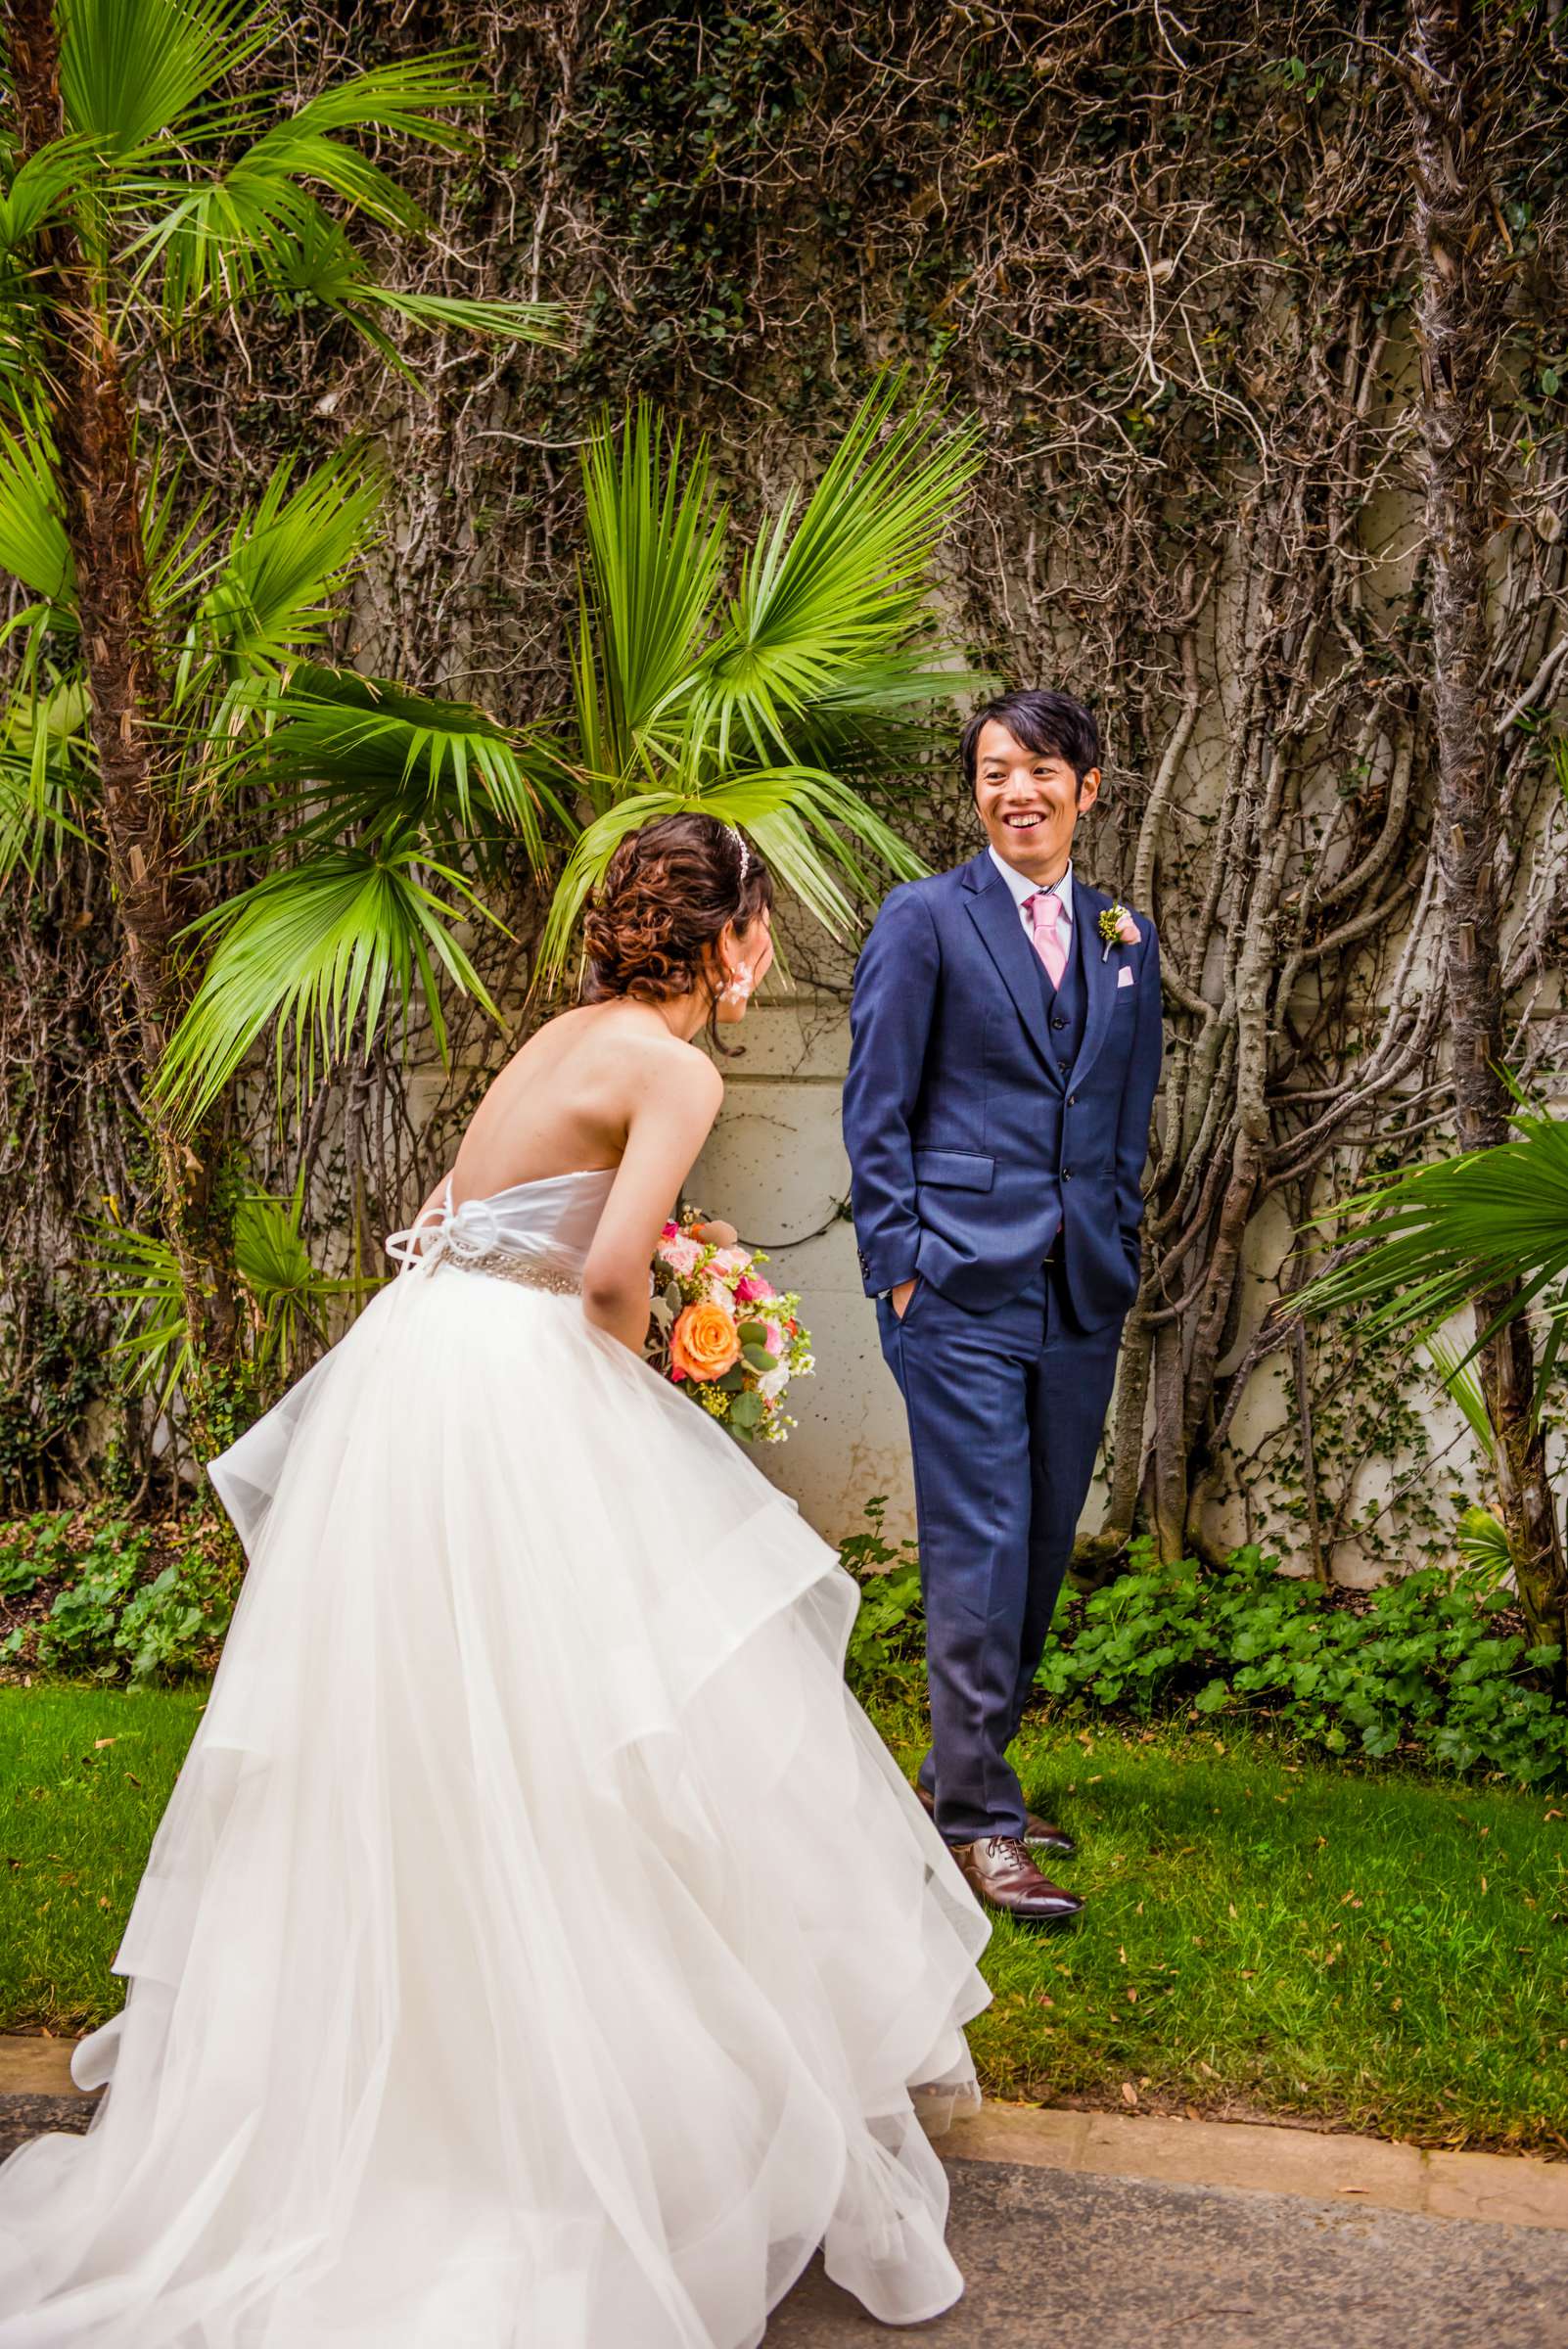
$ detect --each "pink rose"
[661,1221,679,1239]
[762,1318,784,1357]
[708,1245,749,1275]
[658,1233,703,1279]
[735,1274,774,1304]
[1116,912,1141,944]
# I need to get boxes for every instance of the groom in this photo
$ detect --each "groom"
[844,689,1162,1922]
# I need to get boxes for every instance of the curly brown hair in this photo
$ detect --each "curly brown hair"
[581,813,773,1020]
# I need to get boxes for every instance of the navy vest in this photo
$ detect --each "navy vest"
[1027,889,1089,1089]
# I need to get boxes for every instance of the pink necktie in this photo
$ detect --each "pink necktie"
[1027,890,1068,989]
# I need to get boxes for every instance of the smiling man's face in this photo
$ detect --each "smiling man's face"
[973,718,1099,882]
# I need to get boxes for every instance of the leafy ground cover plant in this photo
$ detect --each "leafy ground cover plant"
[840,1495,924,1694]
[841,1507,1567,1788]
[0,1507,235,1684]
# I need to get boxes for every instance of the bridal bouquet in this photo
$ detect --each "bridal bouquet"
[646,1208,814,1442]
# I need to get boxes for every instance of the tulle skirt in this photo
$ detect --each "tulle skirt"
[0,1262,990,2346]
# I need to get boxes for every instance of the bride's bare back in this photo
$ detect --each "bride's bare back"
[451,1002,700,1198]
[444,1001,725,1352]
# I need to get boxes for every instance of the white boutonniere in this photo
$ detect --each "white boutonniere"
[1097,902,1142,962]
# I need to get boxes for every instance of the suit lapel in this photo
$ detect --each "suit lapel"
[1067,881,1117,1092]
[961,852,1056,1081]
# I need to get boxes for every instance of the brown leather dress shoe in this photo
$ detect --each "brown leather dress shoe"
[951,1836,1084,1922]
[915,1781,1076,1859]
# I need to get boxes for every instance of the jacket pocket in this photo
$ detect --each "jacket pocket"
[913,1148,995,1192]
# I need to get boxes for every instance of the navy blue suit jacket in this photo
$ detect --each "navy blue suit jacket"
[843,852,1163,1327]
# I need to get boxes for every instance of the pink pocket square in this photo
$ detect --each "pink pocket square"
[1117,965,1134,989]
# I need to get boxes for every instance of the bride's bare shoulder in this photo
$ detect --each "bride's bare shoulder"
[519,1001,719,1098]
[620,1026,724,1107]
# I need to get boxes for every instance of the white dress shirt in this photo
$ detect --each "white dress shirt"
[988,846,1074,946]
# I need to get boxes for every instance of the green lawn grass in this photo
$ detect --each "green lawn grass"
[0,1683,208,2032]
[4,1682,1567,2154]
[870,1701,1568,2154]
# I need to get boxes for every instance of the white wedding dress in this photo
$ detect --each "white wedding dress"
[0,1170,990,2347]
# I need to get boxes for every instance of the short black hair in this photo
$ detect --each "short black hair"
[960,689,1101,793]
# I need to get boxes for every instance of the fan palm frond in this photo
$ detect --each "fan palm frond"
[241,663,564,858]
[141,443,224,618]
[232,1187,368,1375]
[224,54,496,231]
[0,135,101,261]
[572,402,726,794]
[112,49,566,349]
[131,161,325,337]
[129,97,438,333]
[540,380,977,980]
[191,453,381,675]
[0,413,74,610]
[58,0,265,153]
[695,373,983,766]
[1425,1335,1497,1464]
[137,165,565,357]
[263,53,491,147]
[340,285,566,346]
[1298,1105,1568,1381]
[95,1220,196,1410]
[258,212,565,374]
[1455,1504,1514,1590]
[97,1182,368,1404]
[0,677,91,878]
[156,835,506,1128]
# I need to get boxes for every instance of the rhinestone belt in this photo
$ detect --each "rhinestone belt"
[441,1249,581,1298]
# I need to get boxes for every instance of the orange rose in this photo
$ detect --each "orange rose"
[669,1299,742,1382]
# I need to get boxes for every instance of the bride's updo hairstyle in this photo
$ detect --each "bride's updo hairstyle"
[582,811,773,1037]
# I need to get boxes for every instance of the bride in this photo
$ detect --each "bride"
[0,812,991,2348]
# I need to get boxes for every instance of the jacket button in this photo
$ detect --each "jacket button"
[1067,1094,1078,1106]
[1062,1167,1074,1180]
[1051,1015,1067,1030]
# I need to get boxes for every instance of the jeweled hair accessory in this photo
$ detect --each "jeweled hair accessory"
[726,823,752,888]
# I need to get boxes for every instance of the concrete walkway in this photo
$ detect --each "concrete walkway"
[4,2043,1566,2345]
[770,2160,1568,2348]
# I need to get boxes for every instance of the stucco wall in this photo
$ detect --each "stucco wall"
[686,989,916,1546]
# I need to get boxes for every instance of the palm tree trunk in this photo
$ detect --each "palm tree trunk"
[1407,0,1566,1648]
[8,0,239,1399]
